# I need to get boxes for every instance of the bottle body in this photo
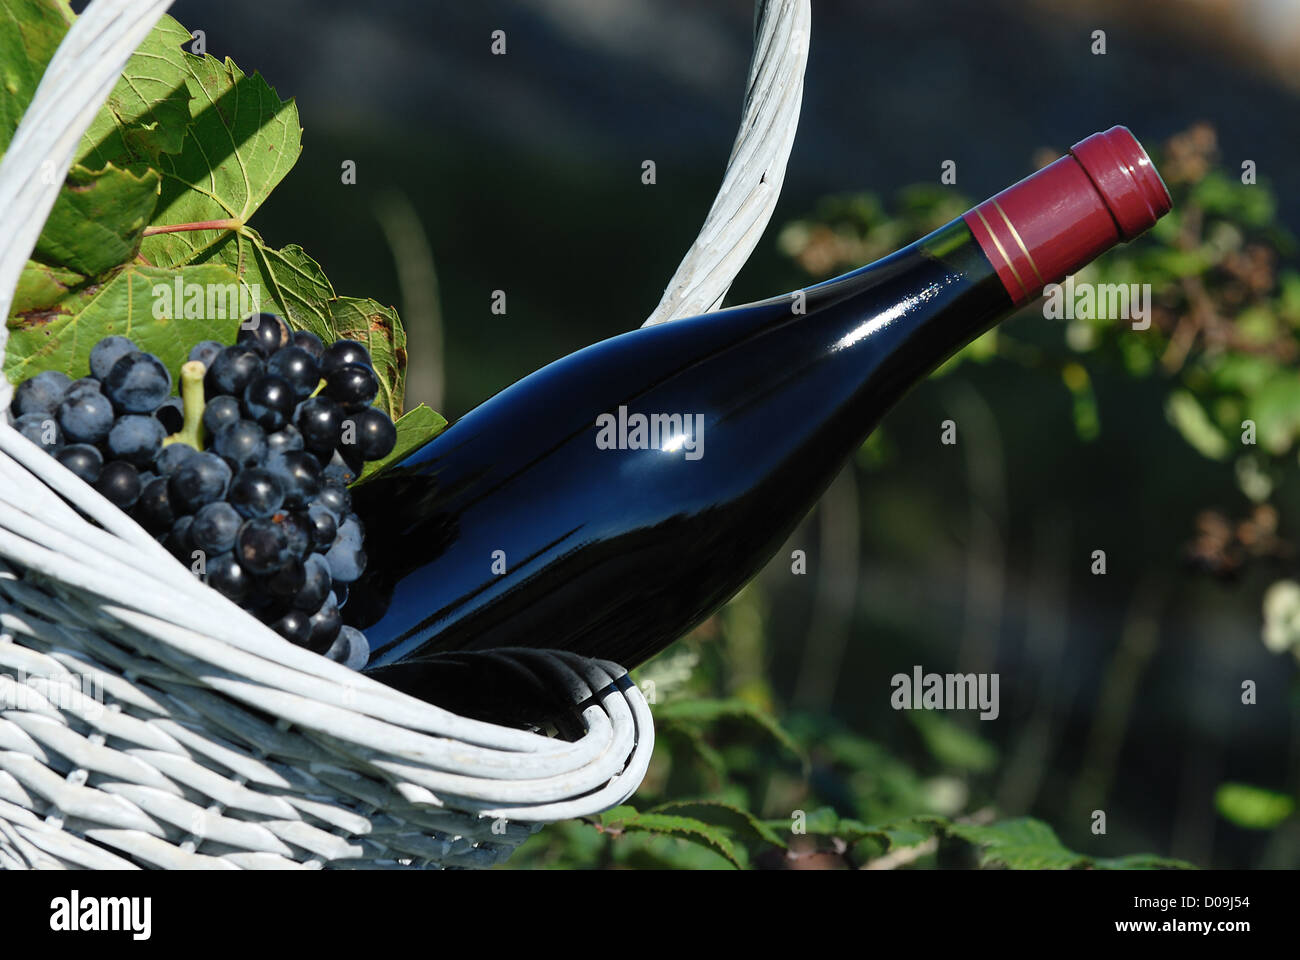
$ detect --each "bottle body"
[346,125,1173,684]
[348,220,1011,670]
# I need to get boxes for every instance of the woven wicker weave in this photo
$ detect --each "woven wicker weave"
[0,0,810,869]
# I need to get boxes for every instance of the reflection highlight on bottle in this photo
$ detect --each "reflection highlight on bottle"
[595,406,705,460]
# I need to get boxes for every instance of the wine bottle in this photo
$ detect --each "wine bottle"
[348,126,1172,690]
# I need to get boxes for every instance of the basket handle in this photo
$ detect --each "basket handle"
[642,0,811,326]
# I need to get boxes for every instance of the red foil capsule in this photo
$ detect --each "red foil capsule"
[962,125,1173,305]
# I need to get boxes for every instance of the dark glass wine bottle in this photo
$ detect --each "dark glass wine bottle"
[348,126,1172,692]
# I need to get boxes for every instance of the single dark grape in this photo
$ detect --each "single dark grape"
[57,391,114,444]
[325,625,369,670]
[290,329,325,362]
[304,502,338,550]
[346,406,397,461]
[103,352,171,413]
[106,414,165,466]
[324,363,379,412]
[202,394,242,437]
[154,442,198,476]
[242,374,295,431]
[205,552,249,603]
[14,413,61,451]
[235,516,292,575]
[267,346,320,401]
[324,519,366,583]
[168,452,231,514]
[243,590,279,615]
[236,313,290,357]
[253,594,290,622]
[13,370,71,416]
[265,424,304,454]
[191,501,242,554]
[268,449,321,508]
[314,482,350,520]
[267,557,306,598]
[187,339,225,369]
[89,335,139,380]
[63,377,102,400]
[212,419,268,470]
[306,594,342,652]
[228,467,285,519]
[294,554,332,611]
[56,443,103,484]
[321,339,372,375]
[205,344,264,398]
[294,395,344,453]
[134,476,175,532]
[279,509,313,558]
[94,459,141,510]
[166,515,196,562]
[153,396,184,434]
[271,607,314,645]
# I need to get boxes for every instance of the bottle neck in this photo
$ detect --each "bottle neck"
[830,217,1013,391]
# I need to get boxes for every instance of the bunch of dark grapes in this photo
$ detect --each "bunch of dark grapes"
[7,313,396,670]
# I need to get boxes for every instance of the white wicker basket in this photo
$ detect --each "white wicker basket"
[0,0,809,869]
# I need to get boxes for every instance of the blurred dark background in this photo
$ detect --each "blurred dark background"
[164,0,1300,867]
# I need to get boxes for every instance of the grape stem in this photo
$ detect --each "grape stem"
[142,218,242,236]
[163,361,207,450]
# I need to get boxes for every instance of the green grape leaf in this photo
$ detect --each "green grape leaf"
[663,722,730,782]
[946,817,1195,870]
[597,806,742,869]
[136,39,301,251]
[4,263,242,388]
[945,817,1084,869]
[0,0,73,153]
[654,697,807,765]
[1215,782,1295,830]
[76,14,192,166]
[357,404,446,481]
[763,808,944,851]
[11,260,87,316]
[161,229,336,332]
[648,799,788,850]
[244,236,336,329]
[33,163,160,276]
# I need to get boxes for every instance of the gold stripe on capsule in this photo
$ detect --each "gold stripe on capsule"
[992,199,1044,287]
[974,206,1028,301]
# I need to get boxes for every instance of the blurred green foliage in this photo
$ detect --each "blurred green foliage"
[508,124,1299,869]
[508,586,1190,870]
